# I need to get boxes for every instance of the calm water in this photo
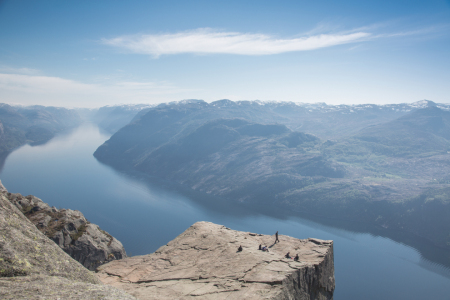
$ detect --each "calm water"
[1,123,450,299]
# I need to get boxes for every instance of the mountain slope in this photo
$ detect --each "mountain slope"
[131,119,343,202]
[354,106,450,155]
[0,103,82,154]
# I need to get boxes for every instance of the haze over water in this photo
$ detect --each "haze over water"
[1,123,450,299]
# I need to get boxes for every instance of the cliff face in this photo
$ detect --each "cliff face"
[97,221,335,300]
[0,181,135,299]
[0,181,127,271]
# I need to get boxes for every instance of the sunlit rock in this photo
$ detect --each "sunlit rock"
[97,221,335,300]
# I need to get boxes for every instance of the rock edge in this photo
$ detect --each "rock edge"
[0,180,127,270]
[97,221,335,300]
[0,180,135,299]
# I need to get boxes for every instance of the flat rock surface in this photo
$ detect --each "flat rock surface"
[97,221,335,300]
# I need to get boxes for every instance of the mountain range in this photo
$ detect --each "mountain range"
[94,99,450,254]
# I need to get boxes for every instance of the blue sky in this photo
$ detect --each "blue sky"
[0,0,449,107]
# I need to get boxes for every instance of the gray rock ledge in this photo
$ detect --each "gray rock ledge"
[0,180,127,271]
[0,183,135,299]
[97,221,335,300]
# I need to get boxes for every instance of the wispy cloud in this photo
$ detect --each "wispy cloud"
[374,24,450,39]
[0,73,95,94]
[0,66,40,75]
[0,72,197,107]
[101,28,371,57]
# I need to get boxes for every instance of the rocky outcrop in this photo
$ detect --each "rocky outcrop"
[97,221,335,299]
[0,183,135,299]
[0,181,127,271]
[0,179,6,193]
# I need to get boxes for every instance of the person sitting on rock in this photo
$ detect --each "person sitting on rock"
[262,245,269,252]
[285,252,291,259]
[294,254,299,261]
[238,245,243,252]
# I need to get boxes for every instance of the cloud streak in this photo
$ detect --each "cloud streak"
[102,28,371,57]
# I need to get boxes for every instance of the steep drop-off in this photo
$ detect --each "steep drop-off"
[0,181,135,299]
[1,181,127,271]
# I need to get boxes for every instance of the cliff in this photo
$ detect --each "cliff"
[0,181,127,270]
[0,182,135,299]
[97,221,335,300]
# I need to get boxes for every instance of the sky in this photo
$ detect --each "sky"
[0,0,449,108]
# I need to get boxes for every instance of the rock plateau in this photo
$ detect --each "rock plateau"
[97,221,335,300]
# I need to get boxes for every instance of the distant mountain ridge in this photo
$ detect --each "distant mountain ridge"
[93,104,154,133]
[131,99,449,139]
[0,103,82,155]
[354,106,450,155]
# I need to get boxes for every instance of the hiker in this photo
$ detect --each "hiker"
[262,245,269,252]
[238,245,243,252]
[275,231,279,243]
[294,254,299,261]
[259,244,262,250]
[285,252,291,259]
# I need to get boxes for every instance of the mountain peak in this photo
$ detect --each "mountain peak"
[411,100,436,108]
[211,99,237,107]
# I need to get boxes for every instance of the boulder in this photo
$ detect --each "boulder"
[97,221,335,300]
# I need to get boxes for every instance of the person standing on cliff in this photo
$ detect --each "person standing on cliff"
[275,231,279,243]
